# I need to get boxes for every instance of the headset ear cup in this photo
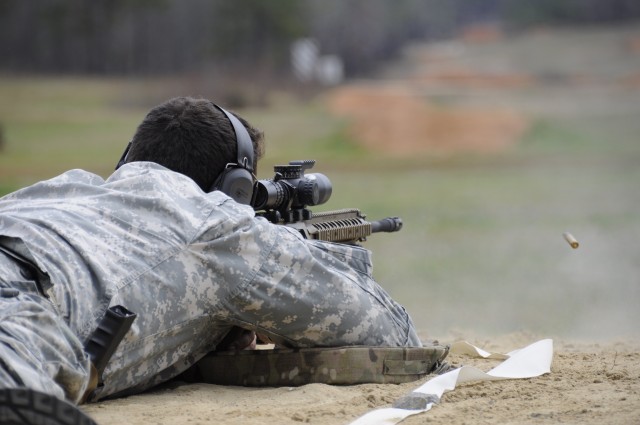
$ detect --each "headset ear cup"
[213,167,254,205]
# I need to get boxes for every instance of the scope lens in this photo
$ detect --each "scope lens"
[252,180,287,210]
[302,173,332,206]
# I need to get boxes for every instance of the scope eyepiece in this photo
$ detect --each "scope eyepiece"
[251,179,291,211]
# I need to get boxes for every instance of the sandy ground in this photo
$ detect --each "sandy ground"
[81,333,640,425]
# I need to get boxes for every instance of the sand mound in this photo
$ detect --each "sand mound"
[326,85,528,155]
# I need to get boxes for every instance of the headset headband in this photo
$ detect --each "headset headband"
[213,104,254,173]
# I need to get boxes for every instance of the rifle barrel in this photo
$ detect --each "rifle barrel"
[370,217,403,234]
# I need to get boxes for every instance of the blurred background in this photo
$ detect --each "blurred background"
[1,0,639,342]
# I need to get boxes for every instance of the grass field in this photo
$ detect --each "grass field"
[1,24,638,341]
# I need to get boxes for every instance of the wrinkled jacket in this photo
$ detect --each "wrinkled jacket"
[0,162,420,399]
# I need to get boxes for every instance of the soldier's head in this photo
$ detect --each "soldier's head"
[119,96,264,194]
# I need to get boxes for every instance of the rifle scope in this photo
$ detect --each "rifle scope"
[251,160,332,212]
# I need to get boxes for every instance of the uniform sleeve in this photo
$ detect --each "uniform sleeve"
[214,218,421,348]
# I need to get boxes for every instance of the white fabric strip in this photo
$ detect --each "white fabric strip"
[349,339,553,425]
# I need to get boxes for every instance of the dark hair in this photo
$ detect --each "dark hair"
[124,97,264,192]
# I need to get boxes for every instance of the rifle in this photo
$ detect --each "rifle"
[251,160,402,245]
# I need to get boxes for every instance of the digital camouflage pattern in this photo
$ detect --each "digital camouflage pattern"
[194,343,450,386]
[0,162,421,404]
[0,251,91,404]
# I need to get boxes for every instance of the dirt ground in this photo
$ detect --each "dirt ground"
[326,84,528,155]
[82,333,640,424]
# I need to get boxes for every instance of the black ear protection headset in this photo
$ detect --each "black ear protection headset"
[115,103,255,205]
[208,104,256,204]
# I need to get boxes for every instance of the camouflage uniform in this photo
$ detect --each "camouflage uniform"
[0,162,420,404]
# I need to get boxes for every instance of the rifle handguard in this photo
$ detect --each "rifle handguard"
[285,209,402,244]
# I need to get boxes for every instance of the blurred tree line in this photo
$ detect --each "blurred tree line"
[0,0,638,78]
